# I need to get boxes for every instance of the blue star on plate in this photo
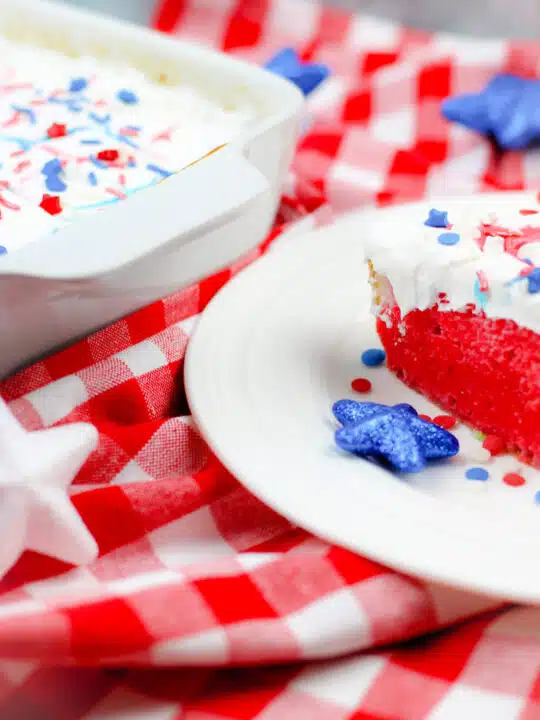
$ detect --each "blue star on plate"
[332,400,459,473]
[442,73,540,150]
[264,48,330,97]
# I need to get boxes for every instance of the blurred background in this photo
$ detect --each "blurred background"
[60,0,540,38]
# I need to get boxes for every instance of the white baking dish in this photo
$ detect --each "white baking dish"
[0,0,304,379]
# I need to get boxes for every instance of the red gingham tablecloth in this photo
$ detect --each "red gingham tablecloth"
[1,1,540,718]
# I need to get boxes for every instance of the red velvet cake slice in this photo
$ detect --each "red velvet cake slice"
[364,195,540,466]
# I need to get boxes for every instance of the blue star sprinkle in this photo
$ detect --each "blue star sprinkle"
[424,208,448,228]
[332,400,459,473]
[442,73,540,150]
[264,48,330,97]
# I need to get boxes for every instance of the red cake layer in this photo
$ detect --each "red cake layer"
[376,303,540,465]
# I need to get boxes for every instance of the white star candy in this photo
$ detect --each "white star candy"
[0,397,99,576]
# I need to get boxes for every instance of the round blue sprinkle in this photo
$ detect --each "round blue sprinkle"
[0,246,7,256]
[534,491,540,505]
[438,232,460,246]
[69,77,88,93]
[117,89,139,104]
[361,348,386,367]
[465,467,489,481]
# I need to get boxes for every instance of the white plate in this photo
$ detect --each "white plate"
[186,198,540,603]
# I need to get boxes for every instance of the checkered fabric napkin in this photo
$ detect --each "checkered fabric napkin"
[1,0,540,718]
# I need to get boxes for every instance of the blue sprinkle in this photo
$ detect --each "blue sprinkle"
[424,208,448,228]
[41,158,62,175]
[89,112,111,125]
[465,467,489,481]
[361,348,386,367]
[534,491,540,505]
[89,155,109,169]
[45,174,67,193]
[0,135,32,151]
[11,105,37,125]
[124,125,141,131]
[0,245,7,255]
[80,139,102,145]
[117,89,139,104]
[526,267,540,294]
[523,257,534,265]
[473,277,488,309]
[115,134,139,149]
[69,77,88,92]
[127,158,136,168]
[147,163,172,178]
[438,232,460,246]
[88,171,98,186]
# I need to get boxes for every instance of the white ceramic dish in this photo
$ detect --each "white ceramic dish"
[186,195,540,604]
[0,0,304,379]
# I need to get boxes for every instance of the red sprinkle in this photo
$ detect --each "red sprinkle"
[39,194,62,216]
[97,149,120,162]
[482,435,506,456]
[520,209,539,215]
[351,378,372,393]
[503,472,525,487]
[419,414,432,422]
[433,415,456,430]
[47,123,67,139]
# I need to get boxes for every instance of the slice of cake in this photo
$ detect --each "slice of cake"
[364,194,540,466]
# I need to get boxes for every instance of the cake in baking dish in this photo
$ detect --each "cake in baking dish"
[364,194,540,466]
[0,35,255,255]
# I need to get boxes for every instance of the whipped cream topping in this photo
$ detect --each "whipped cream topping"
[364,193,540,334]
[0,36,255,255]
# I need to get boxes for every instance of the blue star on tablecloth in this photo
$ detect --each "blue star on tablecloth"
[332,400,459,473]
[442,73,540,150]
[265,48,330,96]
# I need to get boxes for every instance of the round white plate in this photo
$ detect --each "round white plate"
[186,196,540,603]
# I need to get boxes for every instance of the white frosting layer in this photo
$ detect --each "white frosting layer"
[0,36,255,255]
[364,193,540,334]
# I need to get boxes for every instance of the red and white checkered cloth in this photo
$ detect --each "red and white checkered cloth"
[1,0,540,718]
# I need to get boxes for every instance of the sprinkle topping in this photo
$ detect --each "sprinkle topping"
[437,232,460,246]
[351,378,372,393]
[424,208,448,228]
[47,123,67,139]
[465,467,489,481]
[69,77,88,92]
[96,149,120,163]
[39,194,62,216]
[117,89,139,104]
[526,268,540,294]
[361,348,386,367]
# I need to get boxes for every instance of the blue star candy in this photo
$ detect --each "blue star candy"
[442,73,540,150]
[332,400,459,473]
[264,48,330,97]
